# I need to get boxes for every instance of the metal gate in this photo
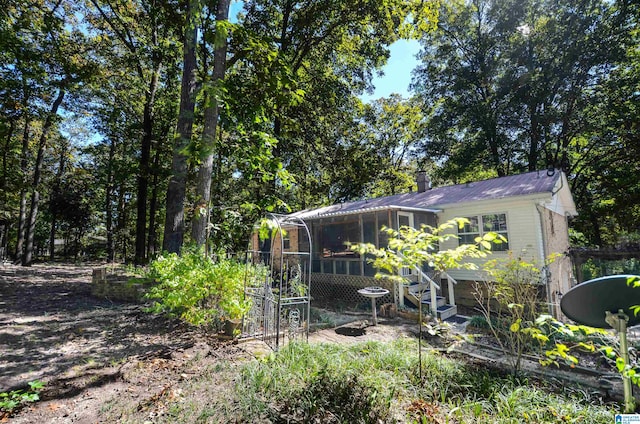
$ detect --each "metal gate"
[243,213,311,350]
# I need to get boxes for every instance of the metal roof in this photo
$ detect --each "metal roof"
[292,170,563,220]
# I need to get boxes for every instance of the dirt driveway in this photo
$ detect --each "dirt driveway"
[1,263,423,423]
[0,263,239,423]
[1,264,197,391]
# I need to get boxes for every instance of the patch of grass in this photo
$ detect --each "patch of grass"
[237,340,616,423]
[97,340,617,423]
[237,341,404,422]
[468,314,489,329]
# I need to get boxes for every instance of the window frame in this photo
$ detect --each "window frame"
[459,213,509,252]
[282,232,291,250]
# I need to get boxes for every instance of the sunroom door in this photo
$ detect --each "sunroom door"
[397,212,415,280]
[397,211,414,229]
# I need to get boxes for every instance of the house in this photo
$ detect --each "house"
[255,169,577,319]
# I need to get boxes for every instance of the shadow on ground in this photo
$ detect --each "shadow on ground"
[0,264,196,394]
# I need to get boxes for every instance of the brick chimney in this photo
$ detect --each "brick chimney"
[416,170,431,193]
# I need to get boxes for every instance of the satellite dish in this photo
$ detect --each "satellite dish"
[560,274,640,329]
[560,274,640,413]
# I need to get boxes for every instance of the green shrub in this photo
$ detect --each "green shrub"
[468,315,489,329]
[474,253,549,375]
[144,248,258,328]
[272,370,391,423]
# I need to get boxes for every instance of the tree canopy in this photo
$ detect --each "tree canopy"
[411,0,640,246]
[0,0,638,263]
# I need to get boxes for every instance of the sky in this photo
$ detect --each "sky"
[360,39,422,104]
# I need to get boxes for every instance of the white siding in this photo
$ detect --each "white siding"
[437,197,547,281]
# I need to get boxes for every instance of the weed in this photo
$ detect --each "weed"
[0,380,45,415]
[468,314,489,329]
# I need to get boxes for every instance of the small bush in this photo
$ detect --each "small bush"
[144,247,257,329]
[474,253,548,374]
[468,315,489,329]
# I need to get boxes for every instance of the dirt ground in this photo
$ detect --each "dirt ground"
[0,263,240,423]
[0,263,421,423]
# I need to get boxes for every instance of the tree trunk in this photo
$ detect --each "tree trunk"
[486,130,504,176]
[163,0,199,254]
[191,0,231,248]
[105,138,116,262]
[49,212,57,260]
[0,221,7,261]
[116,184,127,261]
[14,120,30,262]
[528,101,540,171]
[134,62,161,265]
[23,88,66,266]
[0,122,13,260]
[147,141,162,258]
[1,120,15,195]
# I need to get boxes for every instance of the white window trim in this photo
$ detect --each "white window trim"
[397,211,415,229]
[459,213,509,251]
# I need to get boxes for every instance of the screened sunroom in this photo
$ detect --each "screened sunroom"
[284,201,458,315]
[305,207,438,278]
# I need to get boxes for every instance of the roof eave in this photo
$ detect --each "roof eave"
[297,205,441,220]
[431,192,554,210]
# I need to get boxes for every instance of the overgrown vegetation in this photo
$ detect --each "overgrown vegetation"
[353,217,505,382]
[473,254,548,375]
[97,339,618,422]
[144,248,266,329]
[535,313,640,384]
[471,256,640,411]
[232,340,615,423]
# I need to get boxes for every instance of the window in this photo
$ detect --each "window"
[459,214,509,251]
[397,211,414,228]
[377,211,389,248]
[282,232,290,250]
[320,221,360,258]
[458,216,480,245]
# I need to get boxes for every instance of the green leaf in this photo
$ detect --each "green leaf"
[535,314,554,325]
[599,346,616,359]
[626,276,640,288]
[28,380,45,391]
[577,342,595,353]
[532,333,549,344]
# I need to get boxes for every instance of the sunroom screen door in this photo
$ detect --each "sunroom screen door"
[397,211,414,229]
[397,212,415,280]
